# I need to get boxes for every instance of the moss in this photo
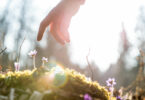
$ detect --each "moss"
[0,67,109,100]
[62,69,109,100]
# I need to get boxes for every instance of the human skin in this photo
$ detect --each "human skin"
[37,0,85,45]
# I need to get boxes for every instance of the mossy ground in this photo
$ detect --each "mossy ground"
[0,67,109,100]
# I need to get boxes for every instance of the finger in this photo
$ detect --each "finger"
[64,30,70,43]
[37,23,46,41]
[60,30,70,43]
[37,14,51,41]
[49,24,65,45]
[59,18,70,43]
[51,30,65,45]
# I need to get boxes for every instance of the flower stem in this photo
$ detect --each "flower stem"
[110,92,112,100]
[109,87,113,100]
[42,61,45,67]
[33,56,36,69]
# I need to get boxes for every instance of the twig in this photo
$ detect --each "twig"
[0,47,7,55]
[17,37,26,62]
[86,49,94,81]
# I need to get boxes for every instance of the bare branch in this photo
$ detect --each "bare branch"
[86,49,94,81]
[17,37,26,62]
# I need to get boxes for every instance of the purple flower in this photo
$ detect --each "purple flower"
[84,94,92,100]
[42,57,48,63]
[116,96,122,100]
[14,62,20,71]
[28,50,37,57]
[106,78,116,87]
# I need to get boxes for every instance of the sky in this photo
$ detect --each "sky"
[1,0,145,72]
[67,0,144,71]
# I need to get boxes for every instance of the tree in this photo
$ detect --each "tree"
[0,0,36,69]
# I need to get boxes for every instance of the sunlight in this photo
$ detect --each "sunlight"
[1,0,145,99]
[69,0,121,71]
[68,0,143,71]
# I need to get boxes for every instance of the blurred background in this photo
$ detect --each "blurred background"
[0,0,145,88]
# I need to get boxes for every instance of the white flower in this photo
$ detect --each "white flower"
[42,57,48,62]
[28,50,37,57]
[14,62,20,71]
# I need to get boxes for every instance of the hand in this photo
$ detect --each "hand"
[37,0,85,45]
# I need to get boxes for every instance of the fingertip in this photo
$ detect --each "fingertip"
[64,33,70,43]
[58,40,65,45]
[37,34,42,41]
[37,37,41,41]
[66,38,70,43]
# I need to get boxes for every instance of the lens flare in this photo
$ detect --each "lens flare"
[49,62,68,88]
[36,61,68,90]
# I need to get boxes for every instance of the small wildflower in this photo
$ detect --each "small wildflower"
[116,96,122,100]
[106,78,116,87]
[42,57,48,62]
[106,78,116,100]
[14,62,20,71]
[42,57,48,67]
[28,50,37,57]
[84,94,92,100]
[28,50,37,69]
